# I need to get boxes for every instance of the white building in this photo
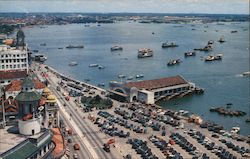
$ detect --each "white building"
[0,45,28,72]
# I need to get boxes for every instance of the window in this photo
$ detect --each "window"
[1,60,4,63]
[17,59,20,62]
[10,65,12,68]
[17,64,20,68]
[6,65,8,69]
[17,54,19,57]
[13,59,16,62]
[1,65,4,69]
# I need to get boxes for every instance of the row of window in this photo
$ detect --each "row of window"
[155,87,190,96]
[1,53,26,58]
[1,64,27,69]
[1,59,27,63]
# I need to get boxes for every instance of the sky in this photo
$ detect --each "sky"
[0,0,249,14]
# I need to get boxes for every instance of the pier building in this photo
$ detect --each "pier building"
[109,75,196,104]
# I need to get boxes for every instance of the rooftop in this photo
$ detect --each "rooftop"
[0,70,27,80]
[51,128,65,158]
[5,79,46,92]
[124,75,188,90]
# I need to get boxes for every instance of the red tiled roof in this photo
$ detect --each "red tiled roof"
[124,75,188,90]
[4,79,46,92]
[0,70,27,80]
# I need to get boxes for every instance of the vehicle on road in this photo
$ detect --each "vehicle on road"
[74,143,80,150]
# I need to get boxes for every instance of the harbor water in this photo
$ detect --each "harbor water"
[23,22,250,135]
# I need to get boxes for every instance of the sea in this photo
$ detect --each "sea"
[22,21,250,135]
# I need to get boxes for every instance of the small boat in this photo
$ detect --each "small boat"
[136,74,144,79]
[33,54,47,62]
[33,49,39,53]
[40,43,46,46]
[127,76,134,80]
[208,40,214,45]
[205,54,222,62]
[84,24,90,27]
[194,45,212,51]
[184,51,196,57]
[231,127,240,134]
[98,83,105,87]
[98,65,105,69]
[58,47,63,49]
[218,37,226,43]
[84,79,90,82]
[138,48,153,58]
[231,30,238,33]
[167,59,181,66]
[66,45,84,49]
[89,64,98,67]
[69,61,78,66]
[152,32,155,35]
[246,117,250,123]
[97,24,101,26]
[111,46,123,51]
[118,74,126,78]
[242,71,250,76]
[162,42,178,48]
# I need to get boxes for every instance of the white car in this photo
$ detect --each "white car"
[73,153,78,159]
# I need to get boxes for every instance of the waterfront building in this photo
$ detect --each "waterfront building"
[0,29,29,86]
[109,75,196,104]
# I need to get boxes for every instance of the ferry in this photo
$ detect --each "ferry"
[167,59,181,66]
[33,54,47,62]
[89,64,98,67]
[111,46,123,51]
[138,48,153,58]
[66,45,84,49]
[162,42,178,48]
[184,51,196,57]
[218,37,226,43]
[69,61,78,66]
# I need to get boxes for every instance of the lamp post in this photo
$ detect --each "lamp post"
[0,86,6,128]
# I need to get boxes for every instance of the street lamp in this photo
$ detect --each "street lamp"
[0,86,6,128]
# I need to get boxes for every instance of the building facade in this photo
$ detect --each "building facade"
[109,75,196,104]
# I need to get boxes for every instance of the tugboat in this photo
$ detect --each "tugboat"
[111,46,123,51]
[66,45,84,49]
[69,61,78,66]
[167,59,181,66]
[162,42,178,48]
[138,48,153,58]
[184,51,196,57]
[218,36,226,43]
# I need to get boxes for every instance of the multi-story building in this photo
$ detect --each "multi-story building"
[0,29,29,86]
